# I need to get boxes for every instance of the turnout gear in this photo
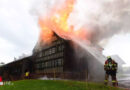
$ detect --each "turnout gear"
[104,57,118,87]
[25,71,30,79]
[25,72,29,77]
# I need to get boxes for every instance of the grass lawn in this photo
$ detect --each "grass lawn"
[0,80,123,90]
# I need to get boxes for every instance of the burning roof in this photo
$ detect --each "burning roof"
[38,0,91,45]
[33,0,107,64]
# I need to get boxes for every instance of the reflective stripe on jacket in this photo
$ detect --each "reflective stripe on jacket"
[104,60,117,71]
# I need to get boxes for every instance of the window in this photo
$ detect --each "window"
[54,54,57,58]
[54,60,56,67]
[44,57,46,60]
[45,62,47,68]
[45,56,48,60]
[38,53,42,57]
[42,52,45,56]
[36,63,42,70]
[50,55,52,59]
[39,63,42,69]
[48,61,51,68]
[40,58,43,62]
[45,51,47,56]
[49,49,52,55]
[43,57,46,60]
[40,53,43,57]
[61,58,63,65]
[54,60,58,67]
[42,63,44,69]
[57,41,60,44]
[36,64,39,69]
[51,60,54,68]
[57,59,61,66]
[46,56,48,60]
[61,45,65,50]
[57,58,64,66]
[52,48,56,54]
[58,45,64,51]
[58,45,62,51]
[45,51,49,56]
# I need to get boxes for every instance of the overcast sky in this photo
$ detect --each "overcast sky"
[0,0,39,63]
[103,34,130,66]
[0,0,130,66]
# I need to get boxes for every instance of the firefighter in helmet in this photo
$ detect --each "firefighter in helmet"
[25,70,30,79]
[104,56,118,86]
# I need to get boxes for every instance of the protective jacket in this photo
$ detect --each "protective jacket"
[104,60,118,72]
[104,59,118,87]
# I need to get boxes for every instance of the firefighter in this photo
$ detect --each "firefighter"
[104,56,118,87]
[25,70,30,79]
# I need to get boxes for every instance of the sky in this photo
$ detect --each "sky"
[0,0,39,63]
[0,0,130,66]
[103,34,130,66]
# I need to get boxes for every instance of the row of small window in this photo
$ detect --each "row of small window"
[38,45,65,57]
[11,69,21,73]
[53,40,64,45]
[36,67,63,73]
[37,52,64,62]
[36,58,63,69]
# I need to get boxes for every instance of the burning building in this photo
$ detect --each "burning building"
[0,31,105,82]
[0,0,107,82]
[32,33,88,80]
[32,32,105,81]
[0,32,105,81]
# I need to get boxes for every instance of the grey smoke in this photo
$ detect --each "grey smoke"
[73,42,105,82]
[68,0,130,44]
[32,0,130,44]
[31,0,65,17]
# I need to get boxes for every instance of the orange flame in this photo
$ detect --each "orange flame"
[39,18,54,44]
[39,0,89,44]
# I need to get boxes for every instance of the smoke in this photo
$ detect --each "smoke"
[32,0,130,45]
[68,0,130,44]
[72,41,105,82]
[31,0,65,18]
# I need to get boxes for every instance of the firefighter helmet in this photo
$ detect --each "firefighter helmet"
[107,56,111,59]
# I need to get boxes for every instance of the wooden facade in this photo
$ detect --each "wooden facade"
[33,36,88,80]
[0,57,34,81]
[0,34,89,81]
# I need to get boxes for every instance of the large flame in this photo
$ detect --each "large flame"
[39,0,90,44]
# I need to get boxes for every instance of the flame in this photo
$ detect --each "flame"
[39,0,89,44]
[51,0,74,33]
[39,19,54,44]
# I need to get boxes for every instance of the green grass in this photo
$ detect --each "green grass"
[0,80,123,90]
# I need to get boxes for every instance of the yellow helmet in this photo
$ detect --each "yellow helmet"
[107,56,111,59]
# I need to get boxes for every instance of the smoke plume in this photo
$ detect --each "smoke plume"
[68,0,130,44]
[32,0,130,45]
